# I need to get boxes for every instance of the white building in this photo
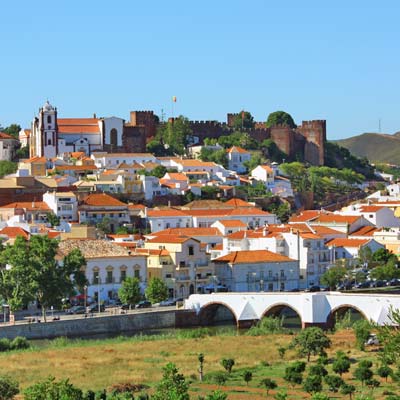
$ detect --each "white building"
[30,102,125,158]
[213,250,299,292]
[43,191,78,222]
[0,132,19,161]
[226,146,251,174]
[58,239,147,302]
[250,165,275,187]
[92,152,158,169]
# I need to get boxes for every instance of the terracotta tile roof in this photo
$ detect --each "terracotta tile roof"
[146,235,193,244]
[135,248,170,256]
[70,152,86,159]
[176,159,216,167]
[0,227,29,239]
[213,243,223,250]
[128,203,145,210]
[147,208,189,218]
[214,250,295,264]
[299,232,322,240]
[0,201,50,211]
[98,153,154,158]
[359,205,384,213]
[325,238,370,248]
[107,234,142,240]
[142,162,160,169]
[82,193,127,207]
[349,226,379,237]
[152,227,222,237]
[58,125,100,134]
[226,146,248,154]
[0,132,16,140]
[183,200,233,210]
[58,118,99,125]
[289,210,324,223]
[58,239,134,258]
[259,165,273,173]
[314,214,362,224]
[25,156,47,163]
[54,165,97,171]
[225,198,254,208]
[217,219,247,228]
[226,230,266,239]
[47,231,61,239]
[165,173,188,181]
[312,226,344,235]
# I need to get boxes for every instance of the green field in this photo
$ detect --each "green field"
[1,328,399,399]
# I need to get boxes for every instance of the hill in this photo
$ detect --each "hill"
[336,132,400,165]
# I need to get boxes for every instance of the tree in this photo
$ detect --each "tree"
[278,346,286,359]
[146,139,168,157]
[290,327,331,362]
[320,266,347,290]
[232,111,255,130]
[156,116,192,156]
[198,353,205,382]
[145,277,168,304]
[332,351,351,376]
[260,378,277,396]
[24,377,83,400]
[0,375,19,400]
[0,161,17,178]
[284,368,303,388]
[243,153,265,172]
[221,358,235,374]
[0,236,86,321]
[118,277,141,308]
[372,248,396,264]
[96,216,112,235]
[341,383,356,400]
[16,145,29,159]
[353,360,374,386]
[242,370,252,386]
[261,139,286,163]
[353,319,372,351]
[308,364,328,377]
[46,212,60,227]
[151,165,167,179]
[213,372,227,386]
[302,374,322,394]
[152,363,189,400]
[3,124,21,140]
[324,374,344,393]
[200,147,228,168]
[377,365,392,382]
[266,111,296,129]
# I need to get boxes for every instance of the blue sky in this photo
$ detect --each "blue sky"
[1,1,399,139]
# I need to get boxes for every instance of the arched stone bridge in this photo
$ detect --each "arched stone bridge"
[184,292,400,329]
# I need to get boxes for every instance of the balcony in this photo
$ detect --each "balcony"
[105,277,115,284]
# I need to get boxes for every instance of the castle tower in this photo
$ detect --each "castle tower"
[31,101,58,158]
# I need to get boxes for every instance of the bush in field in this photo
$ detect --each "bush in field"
[10,337,30,350]
[0,375,19,400]
[24,376,83,400]
[221,358,235,374]
[0,339,10,352]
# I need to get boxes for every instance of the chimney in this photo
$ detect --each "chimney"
[93,113,97,119]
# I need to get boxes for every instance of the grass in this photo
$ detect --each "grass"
[1,329,398,399]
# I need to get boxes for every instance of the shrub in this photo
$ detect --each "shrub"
[220,358,235,374]
[0,375,19,400]
[377,365,392,382]
[353,320,372,351]
[303,375,322,394]
[212,372,227,386]
[308,364,328,377]
[10,337,30,350]
[0,339,10,352]
[247,316,284,335]
[108,383,148,394]
[243,370,252,386]
[24,376,83,400]
[324,374,344,393]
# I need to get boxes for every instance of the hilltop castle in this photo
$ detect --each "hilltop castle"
[30,103,326,165]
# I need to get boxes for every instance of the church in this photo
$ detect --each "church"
[30,101,125,158]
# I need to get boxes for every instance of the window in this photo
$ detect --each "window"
[120,270,126,282]
[47,139,52,145]
[110,128,118,147]
[47,115,51,123]
[188,246,194,256]
[106,270,113,284]
[93,271,99,285]
[134,269,140,279]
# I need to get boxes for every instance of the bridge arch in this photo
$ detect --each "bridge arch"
[262,302,303,329]
[326,304,368,330]
[198,301,238,327]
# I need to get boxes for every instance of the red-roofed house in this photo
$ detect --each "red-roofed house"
[0,132,19,161]
[358,205,400,228]
[309,214,373,234]
[0,227,30,243]
[213,250,299,292]
[325,238,384,265]
[211,219,247,236]
[226,146,251,173]
[78,193,129,230]
[250,165,275,187]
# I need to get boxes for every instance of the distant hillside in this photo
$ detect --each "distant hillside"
[336,132,400,165]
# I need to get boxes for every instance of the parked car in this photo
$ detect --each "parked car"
[337,283,353,291]
[387,279,400,287]
[306,286,320,292]
[370,280,385,288]
[355,281,370,289]
[135,300,152,309]
[159,299,177,307]
[120,304,131,310]
[66,305,86,315]
[86,303,105,313]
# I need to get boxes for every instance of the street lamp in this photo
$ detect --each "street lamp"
[84,285,88,312]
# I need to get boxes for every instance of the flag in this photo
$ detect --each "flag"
[172,96,177,103]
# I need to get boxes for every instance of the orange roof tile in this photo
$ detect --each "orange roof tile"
[225,198,254,208]
[57,118,99,125]
[314,214,361,224]
[166,173,188,181]
[226,146,248,154]
[54,165,97,171]
[0,132,16,140]
[152,227,222,237]
[349,226,379,237]
[146,235,194,244]
[326,238,370,248]
[259,165,273,173]
[214,250,295,264]
[359,205,384,213]
[217,219,247,228]
[82,193,127,207]
[0,201,50,211]
[177,159,216,167]
[289,210,323,223]
[0,227,29,239]
[128,204,146,210]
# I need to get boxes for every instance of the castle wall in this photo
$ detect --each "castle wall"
[122,126,147,153]
[129,111,156,139]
